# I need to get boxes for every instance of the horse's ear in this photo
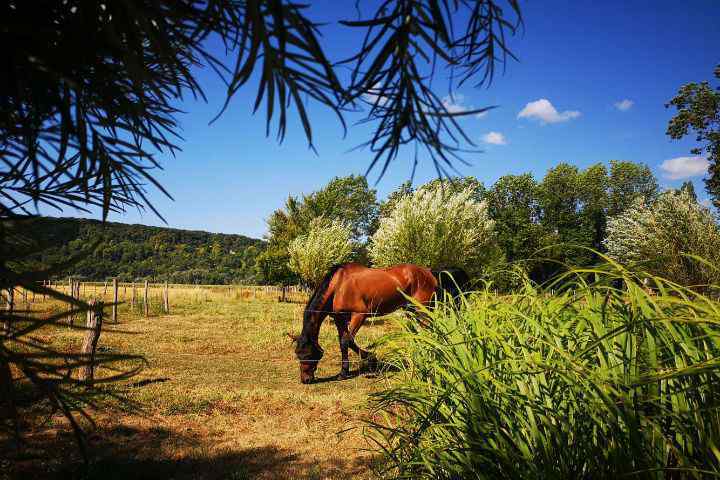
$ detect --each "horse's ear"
[287,332,299,342]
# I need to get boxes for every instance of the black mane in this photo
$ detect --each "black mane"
[296,263,345,360]
[304,263,344,320]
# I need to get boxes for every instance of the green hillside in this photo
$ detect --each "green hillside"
[26,217,266,284]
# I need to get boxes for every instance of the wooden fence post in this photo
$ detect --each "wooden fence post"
[131,282,136,309]
[79,300,103,383]
[144,281,149,317]
[163,281,169,314]
[112,278,118,323]
[3,288,14,333]
[68,279,75,326]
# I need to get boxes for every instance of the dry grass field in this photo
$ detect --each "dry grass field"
[6,285,398,479]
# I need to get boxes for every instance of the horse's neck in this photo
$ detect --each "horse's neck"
[300,311,324,344]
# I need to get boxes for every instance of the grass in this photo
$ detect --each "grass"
[368,263,720,479]
[4,285,396,479]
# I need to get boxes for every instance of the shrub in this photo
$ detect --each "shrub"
[369,263,720,479]
[287,218,354,287]
[605,190,720,287]
[369,184,496,275]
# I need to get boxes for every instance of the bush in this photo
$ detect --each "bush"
[288,218,354,287]
[369,263,720,479]
[369,184,496,275]
[605,191,720,288]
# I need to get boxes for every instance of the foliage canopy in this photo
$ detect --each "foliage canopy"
[288,218,354,287]
[666,64,720,209]
[369,183,496,275]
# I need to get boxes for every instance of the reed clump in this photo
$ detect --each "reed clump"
[369,262,720,479]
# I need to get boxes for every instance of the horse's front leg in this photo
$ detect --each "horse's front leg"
[333,314,351,379]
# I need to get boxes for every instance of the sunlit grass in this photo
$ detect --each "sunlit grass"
[369,262,720,479]
[9,284,391,479]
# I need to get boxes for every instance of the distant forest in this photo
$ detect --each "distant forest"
[27,217,265,284]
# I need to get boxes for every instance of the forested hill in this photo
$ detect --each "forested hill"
[26,217,266,284]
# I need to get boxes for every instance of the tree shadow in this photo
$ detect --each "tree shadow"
[3,421,376,480]
[127,378,170,388]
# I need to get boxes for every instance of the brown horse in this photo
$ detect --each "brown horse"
[288,262,468,384]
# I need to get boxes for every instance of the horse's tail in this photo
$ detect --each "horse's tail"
[431,267,470,304]
[304,264,344,318]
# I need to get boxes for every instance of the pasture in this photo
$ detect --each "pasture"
[7,284,396,479]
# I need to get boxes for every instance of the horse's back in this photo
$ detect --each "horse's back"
[333,263,437,314]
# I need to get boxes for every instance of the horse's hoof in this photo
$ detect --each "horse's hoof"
[365,354,379,371]
[337,371,350,380]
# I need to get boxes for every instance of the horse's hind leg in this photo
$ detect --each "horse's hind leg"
[347,312,378,370]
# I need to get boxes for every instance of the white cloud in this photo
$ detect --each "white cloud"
[441,93,490,118]
[363,83,389,107]
[659,156,709,180]
[517,99,581,124]
[482,131,507,145]
[442,93,470,114]
[614,99,634,111]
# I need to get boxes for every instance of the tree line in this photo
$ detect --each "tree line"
[261,163,719,289]
[23,217,264,284]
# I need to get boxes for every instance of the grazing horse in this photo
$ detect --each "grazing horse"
[288,263,469,384]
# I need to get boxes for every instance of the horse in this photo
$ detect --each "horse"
[287,262,469,384]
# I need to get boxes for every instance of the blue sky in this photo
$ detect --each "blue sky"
[50,0,720,238]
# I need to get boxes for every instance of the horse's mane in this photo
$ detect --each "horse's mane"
[305,264,344,313]
[300,264,345,343]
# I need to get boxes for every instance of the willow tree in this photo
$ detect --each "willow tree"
[369,184,496,275]
[288,219,354,288]
[605,191,720,288]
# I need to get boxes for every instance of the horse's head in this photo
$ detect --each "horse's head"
[288,333,324,384]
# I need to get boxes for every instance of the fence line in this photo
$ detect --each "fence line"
[16,281,310,310]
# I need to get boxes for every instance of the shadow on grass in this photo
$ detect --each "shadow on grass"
[127,378,170,388]
[311,358,396,384]
[3,421,375,480]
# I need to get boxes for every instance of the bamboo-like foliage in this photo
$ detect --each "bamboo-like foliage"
[369,260,720,479]
[342,0,521,178]
[2,1,522,220]
[1,0,348,219]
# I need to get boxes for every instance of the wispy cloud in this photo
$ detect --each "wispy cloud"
[440,93,490,118]
[614,99,634,111]
[482,131,507,145]
[442,93,469,114]
[517,99,581,124]
[660,156,709,180]
[362,83,389,107]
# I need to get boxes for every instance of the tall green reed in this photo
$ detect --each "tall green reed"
[368,261,720,479]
